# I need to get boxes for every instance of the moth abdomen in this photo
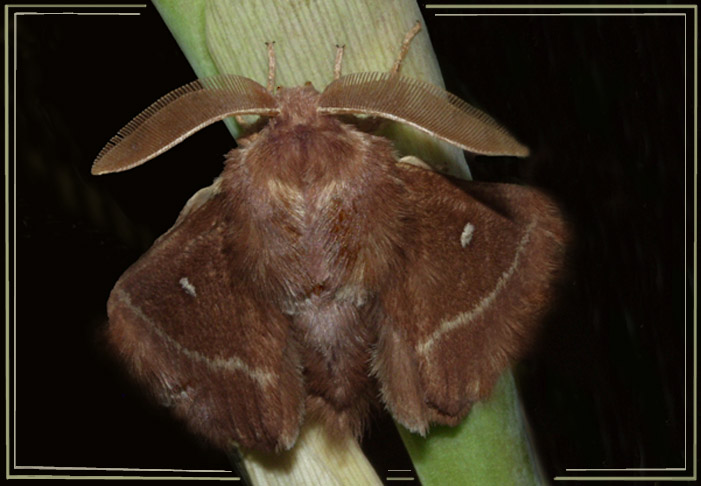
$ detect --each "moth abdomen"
[299,313,380,440]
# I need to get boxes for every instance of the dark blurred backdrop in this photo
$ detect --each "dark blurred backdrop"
[9,2,693,484]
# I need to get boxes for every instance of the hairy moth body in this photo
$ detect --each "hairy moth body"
[94,31,566,453]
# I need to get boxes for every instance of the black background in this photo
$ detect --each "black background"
[9,1,693,484]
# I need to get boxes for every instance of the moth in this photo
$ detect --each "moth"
[93,24,566,453]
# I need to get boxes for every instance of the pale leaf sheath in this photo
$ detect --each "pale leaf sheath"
[92,75,278,175]
[318,72,529,157]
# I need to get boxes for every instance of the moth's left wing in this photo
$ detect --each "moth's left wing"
[104,182,305,452]
[373,162,567,434]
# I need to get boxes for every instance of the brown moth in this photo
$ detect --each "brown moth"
[93,24,566,453]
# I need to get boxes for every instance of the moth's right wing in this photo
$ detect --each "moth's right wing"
[373,163,567,435]
[105,181,304,452]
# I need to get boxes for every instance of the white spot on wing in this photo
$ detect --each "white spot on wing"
[179,277,197,297]
[460,222,475,248]
[418,219,538,356]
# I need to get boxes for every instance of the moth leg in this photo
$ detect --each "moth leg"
[390,21,422,75]
[266,41,276,93]
[333,44,345,80]
[234,115,268,136]
[397,155,433,171]
[235,115,269,140]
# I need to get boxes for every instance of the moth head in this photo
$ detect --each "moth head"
[92,73,528,175]
[272,84,322,125]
